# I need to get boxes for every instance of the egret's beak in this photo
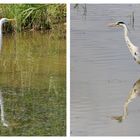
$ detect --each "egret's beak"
[108,23,117,27]
[7,19,16,23]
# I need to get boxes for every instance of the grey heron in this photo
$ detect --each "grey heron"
[109,21,140,64]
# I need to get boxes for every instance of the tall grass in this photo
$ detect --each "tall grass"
[0,4,66,31]
[0,31,66,135]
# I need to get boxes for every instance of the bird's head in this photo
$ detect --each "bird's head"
[108,21,126,28]
[0,18,15,25]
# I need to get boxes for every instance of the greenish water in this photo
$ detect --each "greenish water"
[0,30,66,136]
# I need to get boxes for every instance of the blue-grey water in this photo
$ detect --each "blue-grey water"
[71,4,140,136]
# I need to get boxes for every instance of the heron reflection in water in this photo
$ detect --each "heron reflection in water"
[112,79,140,122]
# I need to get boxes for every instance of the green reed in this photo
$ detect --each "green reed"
[0,4,66,32]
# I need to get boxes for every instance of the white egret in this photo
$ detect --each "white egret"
[109,21,140,64]
[0,18,15,127]
[0,18,15,51]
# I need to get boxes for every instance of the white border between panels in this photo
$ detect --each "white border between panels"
[69,0,140,4]
[1,0,140,139]
[67,1,70,138]
[0,0,67,3]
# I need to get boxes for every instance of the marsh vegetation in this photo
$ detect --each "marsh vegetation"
[0,4,66,136]
[0,4,66,32]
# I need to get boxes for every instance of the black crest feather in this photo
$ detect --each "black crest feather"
[117,22,125,25]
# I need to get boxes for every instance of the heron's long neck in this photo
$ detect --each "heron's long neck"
[123,25,135,53]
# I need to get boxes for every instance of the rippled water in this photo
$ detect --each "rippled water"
[0,30,66,135]
[71,4,140,136]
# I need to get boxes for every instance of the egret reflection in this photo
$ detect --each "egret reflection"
[0,90,8,127]
[112,79,140,122]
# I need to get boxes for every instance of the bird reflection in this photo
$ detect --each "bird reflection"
[0,90,8,127]
[112,79,140,122]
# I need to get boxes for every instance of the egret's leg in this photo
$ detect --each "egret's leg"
[0,91,8,127]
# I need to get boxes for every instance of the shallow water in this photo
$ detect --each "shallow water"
[0,30,66,135]
[71,4,140,136]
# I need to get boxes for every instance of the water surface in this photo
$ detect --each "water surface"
[0,29,66,136]
[71,4,140,136]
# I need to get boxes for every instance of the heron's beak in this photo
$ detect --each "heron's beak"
[108,23,117,27]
